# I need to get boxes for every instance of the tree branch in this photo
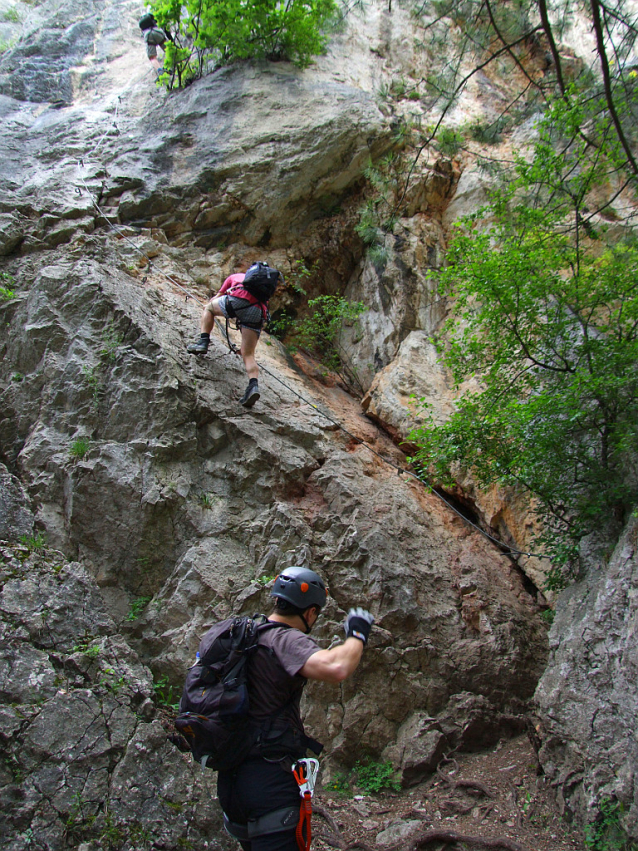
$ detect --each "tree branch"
[590,0,638,175]
[537,0,567,95]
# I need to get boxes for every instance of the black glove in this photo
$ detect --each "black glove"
[344,607,375,645]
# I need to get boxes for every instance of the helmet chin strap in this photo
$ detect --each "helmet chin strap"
[299,612,311,634]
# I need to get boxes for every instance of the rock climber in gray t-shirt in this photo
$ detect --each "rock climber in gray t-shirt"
[216,565,374,851]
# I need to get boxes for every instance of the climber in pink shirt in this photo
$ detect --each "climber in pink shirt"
[187,260,270,408]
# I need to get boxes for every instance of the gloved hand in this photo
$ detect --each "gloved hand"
[344,608,375,645]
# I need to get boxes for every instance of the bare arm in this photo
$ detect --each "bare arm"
[299,637,364,684]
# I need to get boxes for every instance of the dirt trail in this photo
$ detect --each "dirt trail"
[313,736,584,851]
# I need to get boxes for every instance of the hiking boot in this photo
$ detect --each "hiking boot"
[240,381,260,408]
[187,336,209,355]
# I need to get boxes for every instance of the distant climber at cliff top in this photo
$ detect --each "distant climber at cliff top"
[187,259,282,408]
[139,13,170,75]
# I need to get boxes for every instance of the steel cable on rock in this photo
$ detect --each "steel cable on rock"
[75,168,550,565]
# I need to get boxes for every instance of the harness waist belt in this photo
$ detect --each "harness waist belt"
[223,806,299,840]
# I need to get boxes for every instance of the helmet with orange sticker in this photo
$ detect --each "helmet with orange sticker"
[271,566,327,610]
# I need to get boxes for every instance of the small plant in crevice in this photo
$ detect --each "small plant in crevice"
[153,674,180,711]
[126,596,152,622]
[81,364,101,410]
[63,792,98,839]
[70,437,90,459]
[72,640,101,659]
[99,667,127,694]
[19,532,46,551]
[198,492,216,509]
[100,322,124,361]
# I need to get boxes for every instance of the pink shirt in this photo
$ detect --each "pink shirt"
[218,273,268,319]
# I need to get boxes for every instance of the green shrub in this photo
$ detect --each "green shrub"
[291,295,366,394]
[436,126,464,156]
[324,770,351,796]
[353,760,401,794]
[0,273,16,301]
[151,0,339,89]
[584,798,637,851]
[468,117,507,145]
[540,609,555,626]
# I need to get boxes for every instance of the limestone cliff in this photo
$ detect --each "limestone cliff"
[0,0,636,846]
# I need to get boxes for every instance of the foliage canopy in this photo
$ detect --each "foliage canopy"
[150,0,338,87]
[409,95,638,572]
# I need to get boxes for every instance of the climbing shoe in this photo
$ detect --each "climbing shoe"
[240,380,260,408]
[187,335,209,355]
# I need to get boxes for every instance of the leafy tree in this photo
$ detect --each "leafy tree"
[409,96,638,575]
[343,1,638,575]
[151,0,338,88]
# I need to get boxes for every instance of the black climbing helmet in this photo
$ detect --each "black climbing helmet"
[139,12,156,30]
[271,566,327,611]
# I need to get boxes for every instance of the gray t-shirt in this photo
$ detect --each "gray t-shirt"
[247,621,320,734]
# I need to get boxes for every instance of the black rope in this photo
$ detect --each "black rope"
[76,166,549,564]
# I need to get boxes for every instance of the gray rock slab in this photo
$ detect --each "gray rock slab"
[535,519,638,839]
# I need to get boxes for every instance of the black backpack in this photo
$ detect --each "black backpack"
[175,615,280,770]
[139,12,156,30]
[242,262,282,303]
[174,615,323,770]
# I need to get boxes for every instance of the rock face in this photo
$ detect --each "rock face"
[0,463,34,541]
[0,246,548,757]
[534,521,638,838]
[0,0,634,845]
[0,541,231,851]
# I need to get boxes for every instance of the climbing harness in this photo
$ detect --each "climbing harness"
[292,758,319,851]
[73,165,550,563]
[223,806,300,841]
